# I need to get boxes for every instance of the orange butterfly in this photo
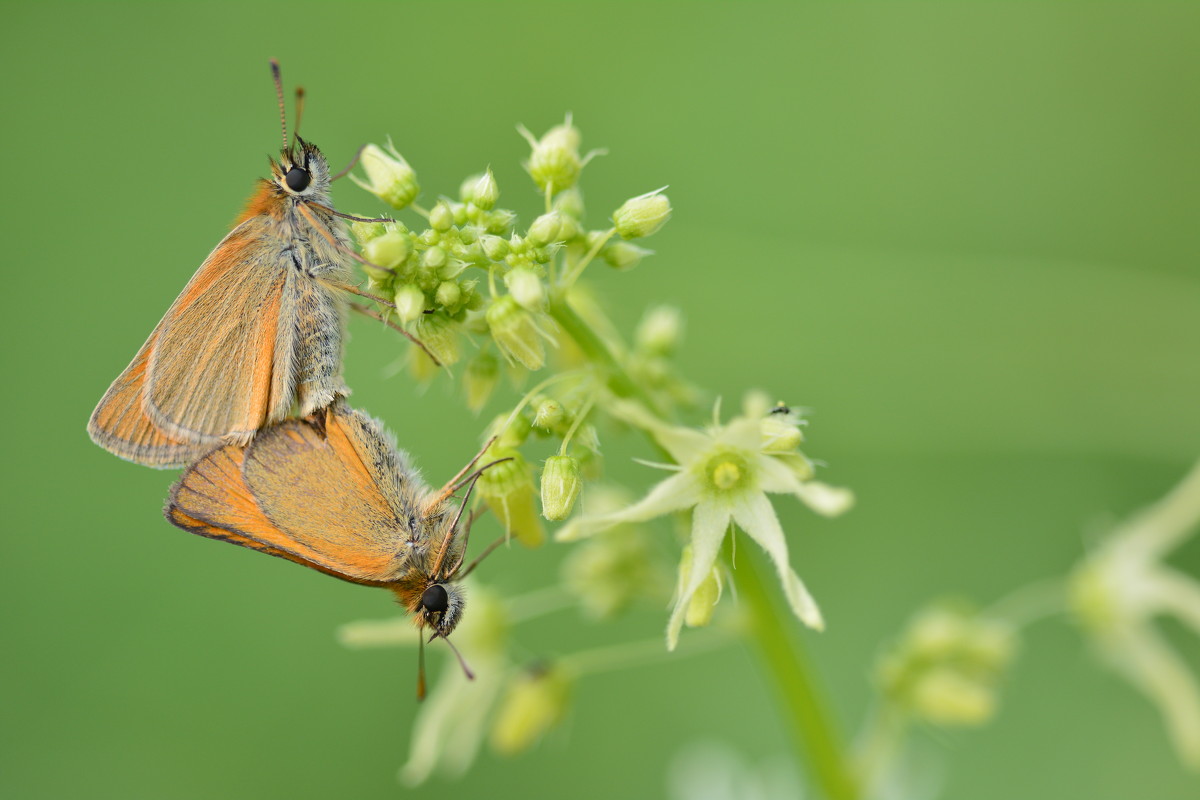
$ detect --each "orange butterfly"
[165,400,499,693]
[89,63,376,468]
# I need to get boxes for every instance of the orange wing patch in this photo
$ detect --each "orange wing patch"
[166,415,410,585]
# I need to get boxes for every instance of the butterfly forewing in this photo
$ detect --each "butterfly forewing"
[144,220,297,445]
[168,406,414,584]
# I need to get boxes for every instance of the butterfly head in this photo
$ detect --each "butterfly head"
[418,580,465,639]
[270,137,331,200]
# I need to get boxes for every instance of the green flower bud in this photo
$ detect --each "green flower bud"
[481,234,509,262]
[477,449,545,547]
[413,314,461,366]
[561,515,660,617]
[553,187,585,219]
[532,396,564,430]
[635,305,683,356]
[877,603,1017,729]
[676,544,723,628]
[527,211,563,247]
[350,217,387,245]
[602,240,652,271]
[420,245,448,271]
[484,208,518,235]
[429,201,454,232]
[464,351,500,412]
[434,280,461,310]
[490,663,572,755]
[393,284,425,325]
[362,230,411,270]
[613,188,671,239]
[350,142,420,210]
[540,455,582,521]
[909,668,996,726]
[519,116,583,193]
[485,296,549,370]
[505,267,545,311]
[464,168,500,210]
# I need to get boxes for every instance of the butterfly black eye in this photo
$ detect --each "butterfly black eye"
[421,584,449,614]
[284,166,311,192]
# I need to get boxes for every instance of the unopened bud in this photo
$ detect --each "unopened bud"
[429,201,454,232]
[526,211,563,247]
[464,351,500,412]
[393,284,425,325]
[413,314,461,366]
[505,267,545,311]
[553,187,585,219]
[477,449,545,547]
[362,230,411,270]
[540,455,582,521]
[464,169,500,210]
[481,234,509,261]
[635,306,683,356]
[490,663,572,755]
[532,397,564,429]
[520,116,583,193]
[486,296,549,370]
[613,188,671,239]
[602,240,652,271]
[350,143,420,210]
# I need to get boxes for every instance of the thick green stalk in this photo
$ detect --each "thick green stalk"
[735,552,860,800]
[547,289,859,800]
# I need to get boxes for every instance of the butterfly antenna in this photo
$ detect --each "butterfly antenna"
[269,59,288,151]
[429,458,511,578]
[435,633,475,682]
[416,627,428,701]
[293,86,305,143]
[424,435,499,516]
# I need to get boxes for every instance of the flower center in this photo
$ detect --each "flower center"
[703,450,751,494]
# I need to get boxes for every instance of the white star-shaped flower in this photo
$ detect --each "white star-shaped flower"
[559,397,853,649]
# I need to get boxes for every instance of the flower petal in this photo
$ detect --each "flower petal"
[730,491,824,630]
[556,471,702,542]
[605,398,710,463]
[756,456,853,517]
[666,499,733,650]
[1106,624,1200,770]
[1146,567,1200,638]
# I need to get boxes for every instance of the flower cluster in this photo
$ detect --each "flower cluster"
[339,115,856,782]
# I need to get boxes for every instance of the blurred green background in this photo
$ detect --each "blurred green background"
[2,2,1198,798]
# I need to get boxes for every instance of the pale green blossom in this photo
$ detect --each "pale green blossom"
[1070,459,1200,770]
[559,397,853,649]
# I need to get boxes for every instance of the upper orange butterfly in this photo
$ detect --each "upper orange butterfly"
[88,62,357,468]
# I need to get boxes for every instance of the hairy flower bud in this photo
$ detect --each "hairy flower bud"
[464,168,500,210]
[490,663,572,755]
[393,284,425,325]
[477,449,545,547]
[613,188,671,239]
[486,296,549,370]
[540,455,582,521]
[602,240,652,271]
[350,142,420,210]
[362,230,411,271]
[464,351,500,412]
[519,116,583,193]
[526,211,563,247]
[505,267,545,311]
[413,314,461,366]
[635,306,683,356]
[429,201,455,232]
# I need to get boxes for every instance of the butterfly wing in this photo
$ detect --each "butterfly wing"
[165,405,413,584]
[88,216,299,467]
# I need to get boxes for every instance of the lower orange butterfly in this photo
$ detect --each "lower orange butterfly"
[165,400,501,696]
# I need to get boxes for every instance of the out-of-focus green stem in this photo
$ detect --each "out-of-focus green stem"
[735,552,860,800]
[548,288,859,800]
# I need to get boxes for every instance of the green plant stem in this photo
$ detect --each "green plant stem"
[547,288,859,800]
[735,552,860,800]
